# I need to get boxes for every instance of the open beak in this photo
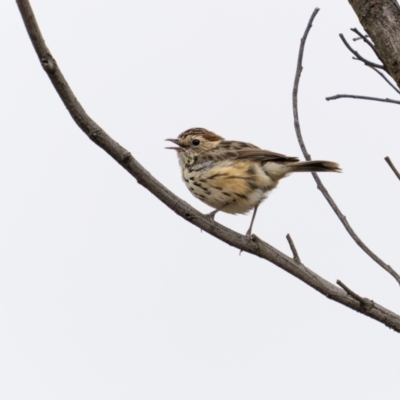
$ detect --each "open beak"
[165,138,182,150]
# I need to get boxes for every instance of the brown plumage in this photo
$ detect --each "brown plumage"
[166,128,340,235]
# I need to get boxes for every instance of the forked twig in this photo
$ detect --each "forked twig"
[329,30,400,102]
[292,9,400,286]
[351,28,373,46]
[339,33,385,70]
[337,280,374,311]
[350,28,384,66]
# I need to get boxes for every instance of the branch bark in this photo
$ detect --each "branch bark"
[15,0,400,332]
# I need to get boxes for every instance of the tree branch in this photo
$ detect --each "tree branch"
[337,280,374,312]
[15,0,400,332]
[292,8,320,159]
[292,8,400,286]
[286,234,301,264]
[328,28,400,103]
[384,156,400,181]
[326,94,400,105]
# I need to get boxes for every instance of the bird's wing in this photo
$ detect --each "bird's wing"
[215,141,299,162]
[235,149,299,163]
[194,141,298,171]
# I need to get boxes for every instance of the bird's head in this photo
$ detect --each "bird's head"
[166,128,223,162]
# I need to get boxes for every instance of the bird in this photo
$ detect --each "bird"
[166,128,340,235]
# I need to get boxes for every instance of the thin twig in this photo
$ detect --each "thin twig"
[366,66,400,94]
[15,0,400,332]
[343,30,400,96]
[384,156,400,181]
[350,28,382,61]
[286,234,301,263]
[351,29,373,47]
[350,57,400,94]
[339,33,385,70]
[326,94,400,105]
[292,9,400,286]
[337,280,374,311]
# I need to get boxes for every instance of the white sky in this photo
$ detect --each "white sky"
[2,0,400,399]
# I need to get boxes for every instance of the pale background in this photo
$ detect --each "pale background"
[1,0,400,399]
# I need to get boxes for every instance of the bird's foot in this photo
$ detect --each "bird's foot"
[239,232,258,255]
[245,227,252,237]
[204,209,219,225]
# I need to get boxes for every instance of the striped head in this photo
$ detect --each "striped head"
[165,128,224,166]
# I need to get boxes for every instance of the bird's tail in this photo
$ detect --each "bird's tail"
[287,160,341,173]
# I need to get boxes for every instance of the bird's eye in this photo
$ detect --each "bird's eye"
[192,139,200,146]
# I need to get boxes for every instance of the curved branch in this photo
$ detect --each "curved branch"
[16,0,400,332]
[292,8,400,286]
[292,8,320,158]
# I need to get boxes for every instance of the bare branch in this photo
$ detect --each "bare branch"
[384,156,400,181]
[350,27,400,95]
[16,0,400,332]
[331,29,400,103]
[336,280,374,311]
[339,33,385,70]
[286,234,301,263]
[292,8,400,286]
[326,94,400,105]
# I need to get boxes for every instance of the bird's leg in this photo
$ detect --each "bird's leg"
[204,203,229,225]
[205,208,219,221]
[245,205,259,236]
[238,205,260,255]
